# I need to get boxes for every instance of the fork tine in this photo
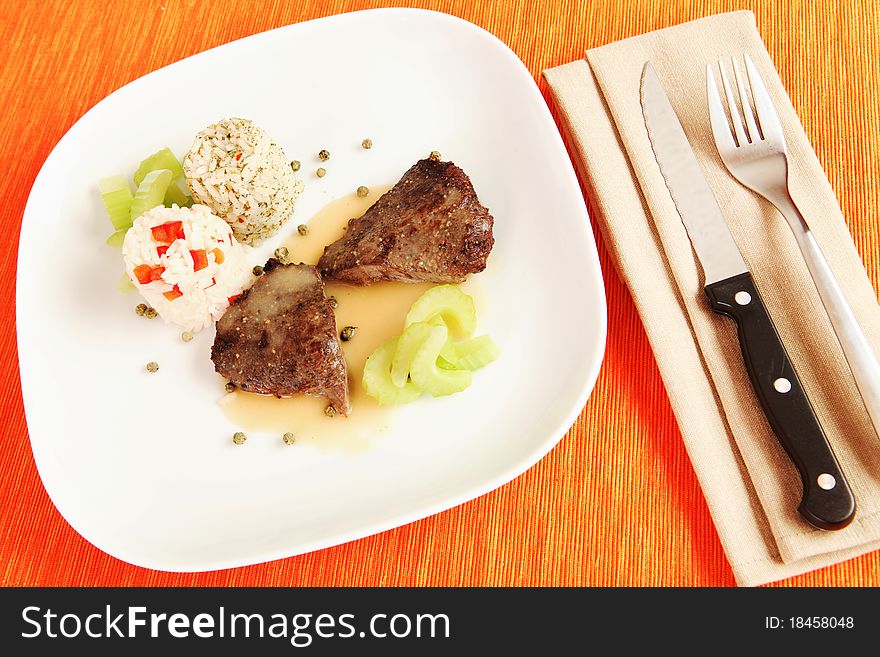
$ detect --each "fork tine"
[732,57,761,142]
[706,64,737,152]
[743,53,784,146]
[716,60,748,147]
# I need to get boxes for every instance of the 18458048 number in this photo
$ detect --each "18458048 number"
[789,617,854,629]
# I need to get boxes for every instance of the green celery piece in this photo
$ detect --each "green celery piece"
[164,177,192,207]
[134,147,184,186]
[117,272,135,293]
[409,324,472,397]
[437,355,459,371]
[362,337,422,406]
[391,322,434,387]
[405,285,476,338]
[130,169,173,221]
[134,147,191,207]
[105,230,127,248]
[98,174,134,231]
[439,335,500,371]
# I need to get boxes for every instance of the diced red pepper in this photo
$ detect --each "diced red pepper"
[133,264,166,285]
[133,264,153,285]
[228,294,241,304]
[163,284,183,301]
[190,249,208,271]
[151,221,185,243]
[148,266,165,282]
[211,248,225,264]
[156,245,169,257]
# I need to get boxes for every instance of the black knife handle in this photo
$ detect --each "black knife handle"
[704,272,855,530]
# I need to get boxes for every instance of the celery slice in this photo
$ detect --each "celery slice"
[98,174,134,231]
[366,285,493,404]
[130,169,173,221]
[405,285,477,337]
[164,178,192,207]
[134,147,191,207]
[437,355,459,371]
[105,230,127,249]
[362,337,422,405]
[134,147,184,187]
[117,272,135,293]
[391,322,433,387]
[439,335,500,371]
[409,324,472,396]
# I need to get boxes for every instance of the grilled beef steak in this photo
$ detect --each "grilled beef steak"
[212,259,349,415]
[317,158,494,284]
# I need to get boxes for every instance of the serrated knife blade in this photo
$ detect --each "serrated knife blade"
[640,63,747,285]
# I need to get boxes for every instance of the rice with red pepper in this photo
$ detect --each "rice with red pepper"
[183,117,303,245]
[122,204,250,332]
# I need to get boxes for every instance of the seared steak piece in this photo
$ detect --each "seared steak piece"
[318,158,494,284]
[212,259,349,415]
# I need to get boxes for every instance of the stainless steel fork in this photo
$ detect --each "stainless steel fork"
[707,54,880,440]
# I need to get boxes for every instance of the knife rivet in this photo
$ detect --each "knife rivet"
[735,291,752,305]
[773,377,792,393]
[817,473,836,490]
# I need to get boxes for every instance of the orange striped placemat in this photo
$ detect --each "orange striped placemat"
[1,0,877,586]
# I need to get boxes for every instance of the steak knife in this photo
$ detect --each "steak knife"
[639,62,855,530]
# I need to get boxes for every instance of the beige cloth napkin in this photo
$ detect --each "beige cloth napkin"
[545,10,880,586]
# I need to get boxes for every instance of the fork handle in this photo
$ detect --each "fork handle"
[705,272,855,530]
[777,197,880,442]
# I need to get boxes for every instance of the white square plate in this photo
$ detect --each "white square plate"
[17,8,606,571]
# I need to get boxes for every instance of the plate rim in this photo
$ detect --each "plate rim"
[16,7,607,572]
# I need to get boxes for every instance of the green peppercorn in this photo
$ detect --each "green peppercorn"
[324,405,338,418]
[328,297,338,309]
[283,432,296,446]
[144,307,158,319]
[429,150,441,161]
[225,382,237,393]
[232,431,247,445]
[290,160,301,171]
[274,246,289,261]
[181,331,193,343]
[297,224,309,236]
[146,361,159,373]
[253,265,264,277]
[356,185,369,198]
[361,138,373,150]
[135,303,147,316]
[318,149,330,161]
[316,167,326,178]
[340,326,357,342]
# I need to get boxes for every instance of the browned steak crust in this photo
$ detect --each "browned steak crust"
[211,259,349,415]
[317,158,494,284]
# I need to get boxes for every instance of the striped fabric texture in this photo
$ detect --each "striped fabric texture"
[1,0,877,586]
